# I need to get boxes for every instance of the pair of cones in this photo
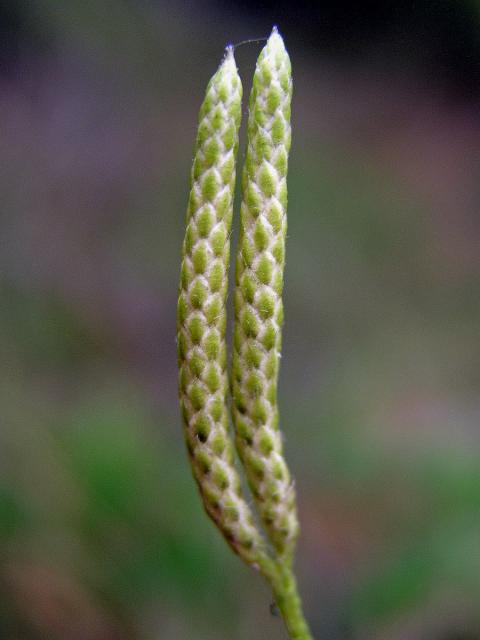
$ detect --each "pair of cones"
[177,27,312,640]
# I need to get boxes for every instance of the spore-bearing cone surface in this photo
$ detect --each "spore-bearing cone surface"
[178,29,313,640]
[232,28,299,557]
[177,49,266,564]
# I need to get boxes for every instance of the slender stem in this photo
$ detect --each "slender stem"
[267,561,313,640]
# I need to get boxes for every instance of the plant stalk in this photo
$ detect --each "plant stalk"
[268,561,313,640]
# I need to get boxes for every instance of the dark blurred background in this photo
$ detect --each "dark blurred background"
[1,1,480,638]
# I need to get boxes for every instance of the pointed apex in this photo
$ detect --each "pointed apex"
[218,44,237,77]
[224,44,235,60]
[267,25,285,52]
